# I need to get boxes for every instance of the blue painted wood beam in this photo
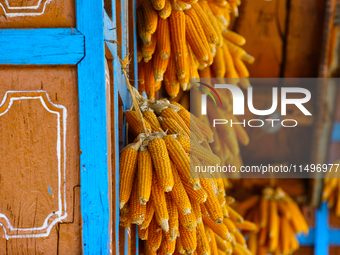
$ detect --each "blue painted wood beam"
[0,28,84,65]
[332,122,340,142]
[76,0,111,254]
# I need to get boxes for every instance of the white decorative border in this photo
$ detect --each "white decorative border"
[0,0,52,17]
[0,91,67,239]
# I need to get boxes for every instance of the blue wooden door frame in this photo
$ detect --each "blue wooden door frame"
[0,0,138,253]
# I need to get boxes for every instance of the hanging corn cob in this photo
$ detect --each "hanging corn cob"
[236,187,309,255]
[119,92,253,255]
[322,160,340,217]
[137,0,254,99]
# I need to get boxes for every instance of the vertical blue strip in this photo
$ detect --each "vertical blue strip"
[315,202,329,255]
[76,0,111,254]
[111,1,121,255]
[332,122,340,141]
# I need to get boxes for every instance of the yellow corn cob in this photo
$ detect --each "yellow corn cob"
[191,2,218,44]
[200,178,223,223]
[224,40,254,64]
[221,42,239,78]
[151,175,170,232]
[196,221,210,255]
[144,59,156,99]
[142,33,157,62]
[221,204,229,218]
[200,203,210,217]
[277,201,292,220]
[179,224,197,254]
[179,210,197,231]
[183,180,208,203]
[215,233,228,252]
[161,108,191,137]
[160,238,177,255]
[279,216,289,255]
[190,198,202,223]
[247,232,257,255]
[178,47,190,92]
[191,114,214,143]
[226,205,243,223]
[151,0,165,10]
[130,180,147,225]
[185,13,209,62]
[141,201,155,229]
[259,197,269,228]
[188,44,200,80]
[159,0,172,19]
[170,162,192,215]
[163,135,200,190]
[139,227,149,240]
[119,142,140,209]
[208,227,219,255]
[199,65,211,77]
[223,218,236,234]
[148,137,174,192]
[203,215,230,241]
[176,235,186,254]
[207,104,239,155]
[231,115,249,146]
[234,230,246,245]
[153,51,169,81]
[191,139,221,165]
[143,110,162,132]
[164,52,180,97]
[137,148,153,205]
[177,109,205,143]
[137,8,152,46]
[161,117,188,137]
[234,221,256,231]
[222,30,246,46]
[125,110,152,136]
[287,200,308,234]
[169,6,187,79]
[212,46,226,78]
[157,17,171,59]
[170,101,185,109]
[165,193,179,241]
[165,80,180,98]
[336,182,340,217]
[141,0,158,34]
[233,58,249,78]
[176,134,190,153]
[146,243,157,255]
[225,241,233,255]
[148,217,163,251]
[138,60,146,93]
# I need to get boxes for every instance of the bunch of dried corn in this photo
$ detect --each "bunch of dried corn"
[237,187,308,255]
[120,99,253,255]
[322,160,340,217]
[137,0,254,99]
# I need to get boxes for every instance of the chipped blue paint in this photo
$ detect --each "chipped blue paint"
[0,28,84,65]
[49,187,51,195]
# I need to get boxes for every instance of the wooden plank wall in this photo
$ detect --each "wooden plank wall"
[234,1,340,254]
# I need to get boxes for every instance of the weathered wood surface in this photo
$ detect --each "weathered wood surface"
[0,28,84,65]
[0,0,75,28]
[58,186,82,255]
[235,0,286,77]
[0,66,80,253]
[0,91,65,238]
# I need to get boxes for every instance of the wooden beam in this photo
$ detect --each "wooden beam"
[76,0,112,253]
[0,28,84,65]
